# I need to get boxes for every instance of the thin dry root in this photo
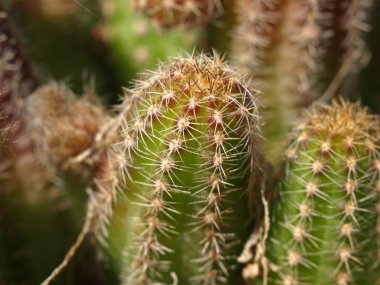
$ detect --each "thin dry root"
[239,178,272,284]
[40,198,96,285]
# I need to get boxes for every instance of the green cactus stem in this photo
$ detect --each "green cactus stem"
[99,0,203,87]
[134,0,222,28]
[100,53,262,285]
[231,0,374,162]
[244,100,380,285]
[231,0,330,161]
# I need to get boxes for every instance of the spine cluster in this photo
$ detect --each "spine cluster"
[134,0,222,28]
[245,100,380,285]
[101,54,261,285]
[232,0,330,160]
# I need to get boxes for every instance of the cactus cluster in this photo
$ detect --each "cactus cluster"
[1,0,380,285]
[100,54,260,285]
[231,0,375,161]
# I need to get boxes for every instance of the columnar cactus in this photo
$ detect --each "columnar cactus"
[134,0,222,28]
[231,0,374,161]
[232,0,330,160]
[100,54,262,284]
[244,100,380,285]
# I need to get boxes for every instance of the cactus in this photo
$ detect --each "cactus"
[231,0,374,161]
[99,0,202,88]
[134,0,222,28]
[99,53,261,285]
[231,0,327,160]
[243,100,380,285]
[2,0,380,284]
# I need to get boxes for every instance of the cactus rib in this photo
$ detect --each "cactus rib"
[245,100,380,285]
[232,0,332,161]
[100,53,261,285]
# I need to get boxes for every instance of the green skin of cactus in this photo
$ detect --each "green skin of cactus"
[105,0,201,86]
[104,57,258,284]
[256,118,380,284]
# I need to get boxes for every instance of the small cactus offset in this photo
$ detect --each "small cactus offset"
[244,100,380,285]
[100,53,261,285]
[134,0,222,28]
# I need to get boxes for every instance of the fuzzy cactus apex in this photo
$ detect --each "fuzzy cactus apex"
[101,53,262,285]
[134,0,222,28]
[244,100,380,285]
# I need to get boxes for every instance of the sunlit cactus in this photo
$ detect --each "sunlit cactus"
[243,100,380,285]
[100,53,262,285]
[134,0,222,28]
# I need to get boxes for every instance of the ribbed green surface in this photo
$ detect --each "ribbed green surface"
[250,101,380,285]
[103,54,260,284]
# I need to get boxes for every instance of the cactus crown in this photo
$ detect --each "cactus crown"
[101,53,261,284]
[246,100,380,285]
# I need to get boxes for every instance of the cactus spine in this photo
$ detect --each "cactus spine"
[232,0,330,161]
[100,54,261,284]
[231,0,375,161]
[244,100,380,285]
